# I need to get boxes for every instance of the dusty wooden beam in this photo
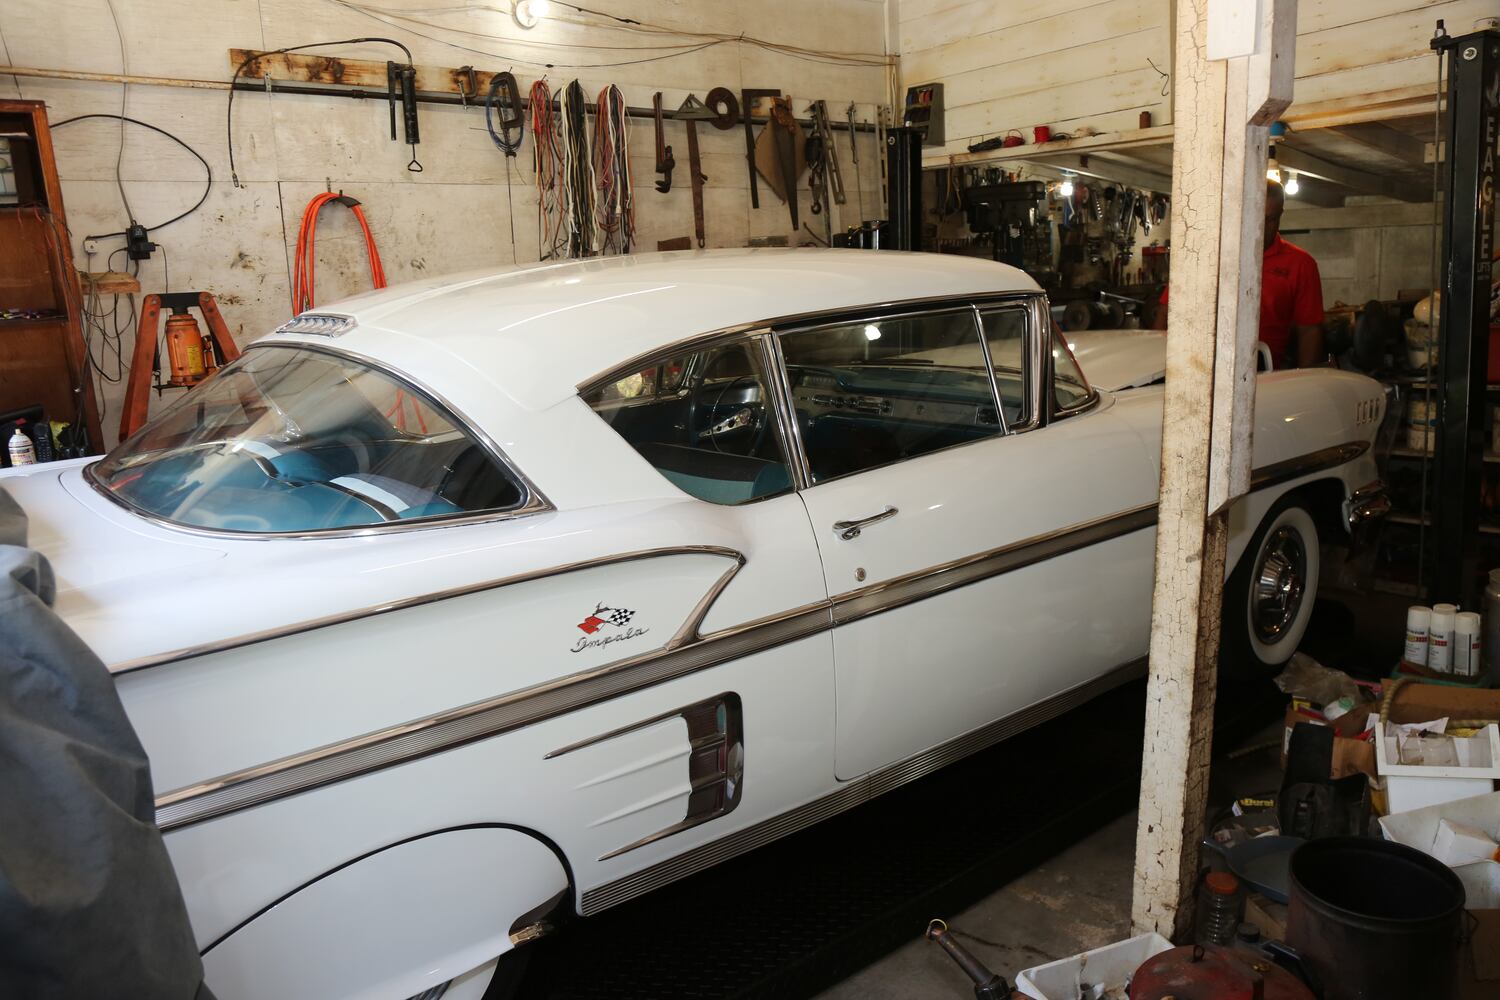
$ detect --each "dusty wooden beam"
[1281,83,1434,130]
[1329,122,1428,167]
[1030,152,1173,193]
[931,124,1175,169]
[1132,0,1294,941]
[1275,144,1427,202]
[1281,200,1439,231]
[229,49,490,97]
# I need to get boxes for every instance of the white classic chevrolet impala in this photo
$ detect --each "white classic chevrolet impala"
[3,250,1387,999]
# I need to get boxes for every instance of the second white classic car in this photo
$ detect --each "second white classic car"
[2,249,1387,1000]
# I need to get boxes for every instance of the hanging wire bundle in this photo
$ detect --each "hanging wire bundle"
[592,84,634,255]
[559,79,598,259]
[530,79,567,260]
[485,71,525,264]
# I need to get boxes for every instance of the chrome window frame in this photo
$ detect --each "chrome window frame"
[771,299,1023,487]
[1041,302,1100,423]
[578,328,803,506]
[84,342,552,541]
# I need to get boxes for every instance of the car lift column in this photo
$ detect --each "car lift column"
[1429,26,1500,606]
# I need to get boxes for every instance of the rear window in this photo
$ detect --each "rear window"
[90,347,528,533]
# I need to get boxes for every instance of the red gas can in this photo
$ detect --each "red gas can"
[1129,944,1315,1000]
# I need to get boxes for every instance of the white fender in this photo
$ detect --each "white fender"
[201,827,567,1000]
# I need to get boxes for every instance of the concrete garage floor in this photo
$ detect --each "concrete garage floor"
[817,813,1138,999]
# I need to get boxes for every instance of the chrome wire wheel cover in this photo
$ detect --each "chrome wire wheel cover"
[1251,525,1307,642]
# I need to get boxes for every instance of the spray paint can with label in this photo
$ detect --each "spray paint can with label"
[1454,612,1482,679]
[1404,606,1431,668]
[7,424,35,467]
[1429,603,1458,675]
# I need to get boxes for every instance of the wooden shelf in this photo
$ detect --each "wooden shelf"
[0,312,66,328]
[77,269,141,295]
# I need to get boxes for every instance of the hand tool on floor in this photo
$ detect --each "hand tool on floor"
[652,92,674,193]
[741,88,780,209]
[677,94,715,247]
[121,292,241,440]
[926,920,1012,999]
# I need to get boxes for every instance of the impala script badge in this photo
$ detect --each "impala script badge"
[572,602,649,653]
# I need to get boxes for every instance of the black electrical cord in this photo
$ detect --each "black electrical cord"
[226,36,415,187]
[50,114,212,241]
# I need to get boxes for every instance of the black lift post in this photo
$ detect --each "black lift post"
[1429,23,1500,606]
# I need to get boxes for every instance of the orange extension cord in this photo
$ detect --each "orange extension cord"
[291,192,386,315]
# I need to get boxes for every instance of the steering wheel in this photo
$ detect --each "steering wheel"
[688,374,772,456]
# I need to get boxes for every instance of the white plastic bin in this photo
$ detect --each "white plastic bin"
[1375,722,1500,814]
[1380,790,1500,907]
[1015,932,1172,1000]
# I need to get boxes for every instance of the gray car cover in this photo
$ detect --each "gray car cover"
[0,489,213,999]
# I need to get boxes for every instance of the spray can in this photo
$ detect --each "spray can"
[1404,606,1431,668]
[1485,571,1500,686]
[7,425,35,467]
[1454,612,1482,679]
[1429,603,1457,675]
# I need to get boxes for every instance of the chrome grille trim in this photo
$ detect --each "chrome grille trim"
[579,656,1147,915]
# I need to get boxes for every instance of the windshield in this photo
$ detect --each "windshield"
[90,347,527,534]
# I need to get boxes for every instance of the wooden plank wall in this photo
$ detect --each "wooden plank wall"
[0,0,891,445]
[901,0,1492,162]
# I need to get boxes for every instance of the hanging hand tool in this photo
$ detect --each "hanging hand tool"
[805,133,834,245]
[385,60,423,171]
[706,87,739,131]
[652,92,675,193]
[846,101,863,216]
[678,94,716,247]
[741,88,780,209]
[456,66,478,110]
[811,100,845,207]
[771,97,802,230]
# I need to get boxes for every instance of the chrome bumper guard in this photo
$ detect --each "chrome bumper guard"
[1346,479,1391,545]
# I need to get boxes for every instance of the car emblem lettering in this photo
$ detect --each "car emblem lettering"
[572,602,649,653]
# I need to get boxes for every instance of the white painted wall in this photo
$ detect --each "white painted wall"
[899,0,1494,160]
[1283,199,1439,306]
[0,0,891,445]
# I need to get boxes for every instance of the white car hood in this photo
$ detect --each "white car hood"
[1066,330,1167,391]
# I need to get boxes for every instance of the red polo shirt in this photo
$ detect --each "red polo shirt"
[1158,235,1325,366]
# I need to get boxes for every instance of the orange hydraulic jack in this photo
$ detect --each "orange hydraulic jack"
[121,292,241,440]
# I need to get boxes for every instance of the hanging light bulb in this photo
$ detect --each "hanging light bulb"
[1284,171,1300,195]
[514,0,551,27]
[1058,173,1075,197]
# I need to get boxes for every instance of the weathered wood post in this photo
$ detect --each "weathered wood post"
[1132,0,1297,939]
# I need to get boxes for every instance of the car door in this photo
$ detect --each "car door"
[778,298,1160,781]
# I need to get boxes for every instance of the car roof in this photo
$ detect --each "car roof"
[271,248,1041,411]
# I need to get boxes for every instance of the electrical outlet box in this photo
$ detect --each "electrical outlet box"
[83,238,99,255]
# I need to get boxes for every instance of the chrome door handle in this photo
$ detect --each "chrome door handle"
[833,506,898,540]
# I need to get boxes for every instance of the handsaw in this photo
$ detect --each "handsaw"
[653,92,674,193]
[771,98,801,230]
[742,88,780,209]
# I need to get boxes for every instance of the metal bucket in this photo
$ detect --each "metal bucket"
[1286,836,1466,1000]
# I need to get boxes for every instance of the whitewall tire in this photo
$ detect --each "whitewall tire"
[1223,499,1320,674]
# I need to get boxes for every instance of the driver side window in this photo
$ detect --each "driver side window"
[584,339,794,506]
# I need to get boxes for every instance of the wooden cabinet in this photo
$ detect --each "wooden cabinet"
[0,99,102,460]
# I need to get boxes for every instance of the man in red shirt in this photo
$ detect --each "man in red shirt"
[1152,181,1326,368]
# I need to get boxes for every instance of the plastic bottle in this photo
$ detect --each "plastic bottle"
[1195,871,1244,946]
[1429,604,1458,675]
[1485,571,1500,687]
[1455,612,1482,679]
[7,425,35,467]
[1404,606,1431,667]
